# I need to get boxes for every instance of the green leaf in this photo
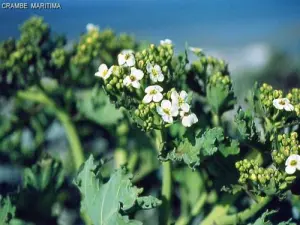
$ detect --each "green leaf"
[76,87,124,126]
[248,210,296,225]
[163,136,202,169]
[200,127,224,156]
[234,108,259,141]
[162,127,239,168]
[74,155,161,225]
[0,196,15,225]
[219,139,240,157]
[206,79,235,115]
[23,156,64,191]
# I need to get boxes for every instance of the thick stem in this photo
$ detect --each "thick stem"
[155,129,172,225]
[17,90,85,170]
[216,196,271,225]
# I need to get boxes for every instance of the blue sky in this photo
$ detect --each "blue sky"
[1,0,300,71]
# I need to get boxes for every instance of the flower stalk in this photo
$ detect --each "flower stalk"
[16,89,85,170]
[155,129,172,225]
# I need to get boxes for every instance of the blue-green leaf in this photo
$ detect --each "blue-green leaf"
[74,155,161,225]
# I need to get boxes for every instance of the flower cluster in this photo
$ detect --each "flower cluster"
[258,83,299,116]
[272,132,300,165]
[94,40,198,130]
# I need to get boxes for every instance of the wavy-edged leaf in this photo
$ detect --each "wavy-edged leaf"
[162,127,239,168]
[74,155,161,225]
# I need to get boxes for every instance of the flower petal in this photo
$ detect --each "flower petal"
[161,100,171,109]
[95,71,101,77]
[171,90,179,102]
[171,104,179,117]
[145,85,154,93]
[153,93,163,102]
[118,54,126,66]
[143,94,152,104]
[156,106,164,116]
[154,65,161,73]
[182,116,192,127]
[146,63,152,73]
[126,55,135,67]
[180,91,188,101]
[181,103,190,112]
[132,80,140,89]
[154,85,163,92]
[284,103,294,111]
[157,73,164,82]
[123,76,131,86]
[162,114,173,123]
[98,64,108,72]
[150,73,158,82]
[131,68,144,80]
[285,165,296,175]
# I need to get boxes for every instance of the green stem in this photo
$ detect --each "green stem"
[201,194,239,225]
[155,129,172,225]
[212,113,220,127]
[175,192,208,225]
[17,89,85,170]
[217,196,271,225]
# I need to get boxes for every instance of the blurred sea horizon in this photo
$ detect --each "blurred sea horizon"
[1,0,300,71]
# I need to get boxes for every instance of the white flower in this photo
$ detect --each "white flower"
[273,98,294,111]
[156,100,179,123]
[160,39,172,46]
[146,63,164,82]
[171,90,190,112]
[189,47,202,54]
[95,64,112,80]
[285,154,300,174]
[180,111,198,127]
[123,67,144,88]
[143,85,163,103]
[86,23,99,32]
[118,50,135,67]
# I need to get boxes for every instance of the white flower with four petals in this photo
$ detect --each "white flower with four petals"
[143,85,163,103]
[146,63,164,82]
[156,100,178,123]
[171,90,190,112]
[118,50,135,67]
[180,111,198,127]
[123,67,144,88]
[285,154,300,175]
[273,98,294,111]
[95,64,113,80]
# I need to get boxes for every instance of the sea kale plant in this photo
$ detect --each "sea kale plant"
[0,16,300,225]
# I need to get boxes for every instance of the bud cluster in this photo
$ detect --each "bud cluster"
[209,72,231,86]
[287,88,300,116]
[51,48,67,69]
[135,44,173,71]
[272,132,300,165]
[72,29,136,66]
[235,159,285,188]
[259,83,283,109]
[190,53,227,78]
